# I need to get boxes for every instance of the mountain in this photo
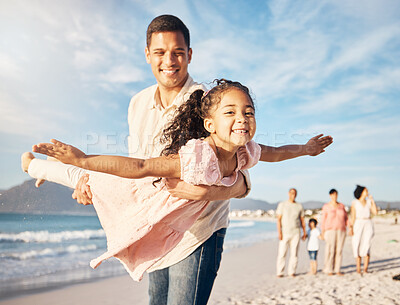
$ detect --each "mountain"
[230,198,327,211]
[230,198,276,211]
[302,201,326,209]
[2,180,279,214]
[230,199,326,210]
[0,179,96,215]
[230,198,400,211]
[376,201,400,210]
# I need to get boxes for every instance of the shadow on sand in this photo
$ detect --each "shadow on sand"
[340,256,400,274]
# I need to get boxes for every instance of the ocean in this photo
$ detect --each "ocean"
[0,213,277,300]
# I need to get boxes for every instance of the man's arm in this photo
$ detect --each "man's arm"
[300,216,307,240]
[276,214,283,240]
[165,171,248,201]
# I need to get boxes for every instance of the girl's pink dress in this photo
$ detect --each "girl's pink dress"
[87,139,261,281]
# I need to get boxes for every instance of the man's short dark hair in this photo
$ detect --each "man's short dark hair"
[146,15,190,49]
[329,188,338,195]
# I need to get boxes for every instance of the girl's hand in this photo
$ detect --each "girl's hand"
[305,134,333,156]
[32,139,86,166]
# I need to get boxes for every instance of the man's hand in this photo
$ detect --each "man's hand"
[305,134,333,156]
[165,178,209,200]
[72,174,93,205]
[302,233,308,241]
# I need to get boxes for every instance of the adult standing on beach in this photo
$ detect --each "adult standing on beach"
[321,189,349,275]
[350,185,378,274]
[64,15,250,305]
[276,188,307,277]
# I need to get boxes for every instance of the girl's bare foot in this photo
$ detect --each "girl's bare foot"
[21,152,35,172]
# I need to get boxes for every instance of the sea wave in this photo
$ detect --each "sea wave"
[229,221,255,228]
[0,244,99,260]
[225,231,277,250]
[0,229,105,243]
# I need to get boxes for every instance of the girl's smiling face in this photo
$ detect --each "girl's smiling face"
[204,88,256,151]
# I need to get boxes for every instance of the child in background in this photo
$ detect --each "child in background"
[307,218,321,275]
[22,79,333,281]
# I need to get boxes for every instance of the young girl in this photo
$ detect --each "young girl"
[22,79,333,281]
[307,218,321,275]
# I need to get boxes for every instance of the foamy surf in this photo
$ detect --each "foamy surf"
[0,229,105,243]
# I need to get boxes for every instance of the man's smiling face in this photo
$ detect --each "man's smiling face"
[145,31,192,91]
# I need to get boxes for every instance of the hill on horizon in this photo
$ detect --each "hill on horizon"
[0,179,96,215]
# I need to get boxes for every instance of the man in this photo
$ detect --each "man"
[276,188,306,277]
[71,15,250,305]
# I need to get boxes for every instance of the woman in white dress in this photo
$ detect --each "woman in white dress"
[349,185,378,274]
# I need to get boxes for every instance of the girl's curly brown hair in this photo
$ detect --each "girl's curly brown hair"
[160,78,254,156]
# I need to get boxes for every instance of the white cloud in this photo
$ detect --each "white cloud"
[296,66,400,114]
[191,36,250,80]
[332,0,400,26]
[100,65,145,84]
[0,53,22,80]
[298,90,359,114]
[324,24,400,77]
[298,115,400,155]
[73,49,106,69]
[0,90,65,138]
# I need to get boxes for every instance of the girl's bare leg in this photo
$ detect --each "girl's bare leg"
[21,152,86,189]
[312,261,317,275]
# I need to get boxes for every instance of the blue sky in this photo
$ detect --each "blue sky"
[1,0,399,205]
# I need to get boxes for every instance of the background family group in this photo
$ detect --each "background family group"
[276,185,378,277]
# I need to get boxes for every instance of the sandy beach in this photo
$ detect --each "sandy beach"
[1,218,399,305]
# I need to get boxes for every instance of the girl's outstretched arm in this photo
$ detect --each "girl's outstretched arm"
[32,139,181,179]
[258,134,333,162]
